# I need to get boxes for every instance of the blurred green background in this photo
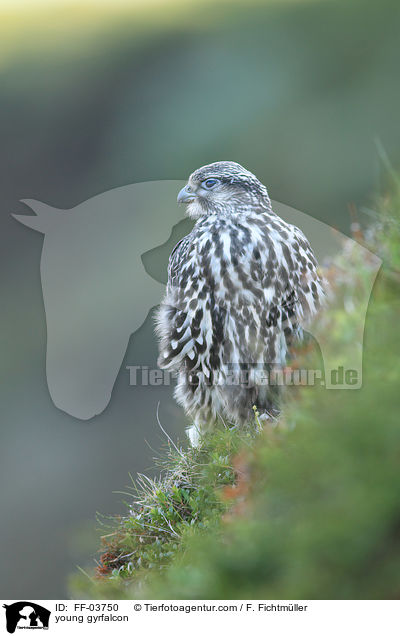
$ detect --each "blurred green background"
[1,0,400,598]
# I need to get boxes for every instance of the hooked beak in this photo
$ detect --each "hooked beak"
[177,185,196,204]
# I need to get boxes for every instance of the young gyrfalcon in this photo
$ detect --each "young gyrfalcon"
[156,161,324,445]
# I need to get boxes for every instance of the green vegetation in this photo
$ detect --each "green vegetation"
[71,179,400,599]
[71,423,258,598]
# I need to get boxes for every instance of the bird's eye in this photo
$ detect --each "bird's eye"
[203,178,219,190]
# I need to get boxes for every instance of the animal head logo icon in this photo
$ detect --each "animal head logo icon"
[13,182,381,421]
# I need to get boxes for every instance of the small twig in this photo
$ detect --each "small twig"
[156,401,186,460]
[76,565,94,582]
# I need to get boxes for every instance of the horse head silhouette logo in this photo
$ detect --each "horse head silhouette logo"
[13,182,184,420]
[13,183,381,421]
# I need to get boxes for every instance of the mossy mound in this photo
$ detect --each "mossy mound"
[70,180,400,600]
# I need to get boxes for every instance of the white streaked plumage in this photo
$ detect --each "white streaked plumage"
[156,161,325,445]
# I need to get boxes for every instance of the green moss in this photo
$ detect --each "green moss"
[69,422,257,598]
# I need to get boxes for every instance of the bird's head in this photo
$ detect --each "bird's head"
[177,161,271,219]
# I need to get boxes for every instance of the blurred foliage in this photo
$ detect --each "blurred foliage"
[71,177,400,599]
[2,0,400,231]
